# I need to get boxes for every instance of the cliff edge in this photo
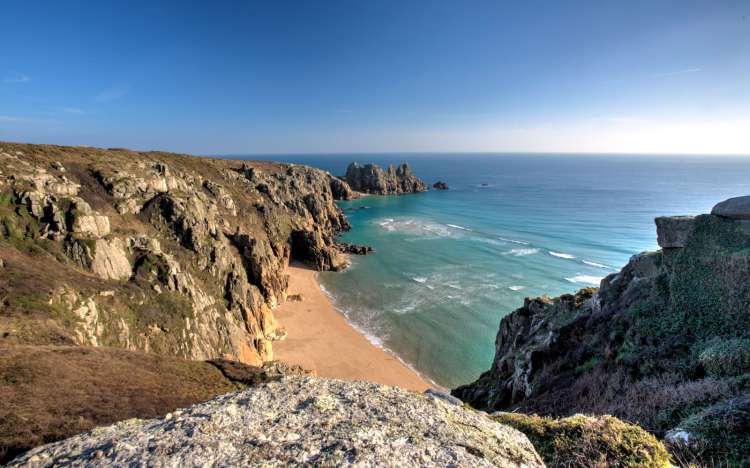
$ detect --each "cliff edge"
[453,196,750,464]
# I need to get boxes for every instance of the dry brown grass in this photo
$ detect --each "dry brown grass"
[0,345,245,463]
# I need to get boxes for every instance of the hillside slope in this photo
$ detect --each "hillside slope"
[453,197,750,464]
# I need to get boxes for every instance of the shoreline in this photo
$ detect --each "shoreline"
[273,262,434,393]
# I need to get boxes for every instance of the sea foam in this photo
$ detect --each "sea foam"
[565,275,603,285]
[505,248,540,256]
[549,251,575,259]
[508,285,526,291]
[582,260,612,269]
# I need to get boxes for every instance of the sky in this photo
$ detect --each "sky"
[1,0,749,155]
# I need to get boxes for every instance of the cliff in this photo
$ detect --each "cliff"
[0,142,356,366]
[453,196,750,464]
[344,161,428,195]
[8,376,545,467]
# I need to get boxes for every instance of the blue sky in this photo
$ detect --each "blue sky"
[1,0,748,154]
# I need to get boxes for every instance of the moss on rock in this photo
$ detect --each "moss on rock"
[492,412,672,468]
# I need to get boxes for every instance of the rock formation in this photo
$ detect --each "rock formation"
[433,180,449,190]
[9,376,544,467]
[453,196,750,464]
[344,162,427,195]
[0,143,356,367]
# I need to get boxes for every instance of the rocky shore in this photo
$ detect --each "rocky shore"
[453,196,750,464]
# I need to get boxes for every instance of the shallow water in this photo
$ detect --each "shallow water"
[238,153,750,388]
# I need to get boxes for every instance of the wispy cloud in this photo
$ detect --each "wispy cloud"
[3,71,31,83]
[0,115,56,124]
[604,116,650,124]
[95,85,130,103]
[60,107,85,115]
[652,68,702,78]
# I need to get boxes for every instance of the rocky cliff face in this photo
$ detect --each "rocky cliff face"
[0,143,355,366]
[9,376,544,467]
[344,162,427,195]
[453,196,750,463]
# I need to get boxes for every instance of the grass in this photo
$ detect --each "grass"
[493,412,671,468]
[0,345,249,463]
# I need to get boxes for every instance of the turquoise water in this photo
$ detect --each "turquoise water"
[241,153,750,388]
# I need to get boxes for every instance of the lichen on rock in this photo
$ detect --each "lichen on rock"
[8,376,545,467]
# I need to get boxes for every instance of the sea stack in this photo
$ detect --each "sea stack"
[433,180,449,190]
[344,162,427,195]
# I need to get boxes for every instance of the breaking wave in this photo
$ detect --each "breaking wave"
[549,251,576,259]
[505,248,540,256]
[565,275,603,285]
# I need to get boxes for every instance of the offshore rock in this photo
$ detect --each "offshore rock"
[344,161,427,195]
[433,180,449,190]
[9,377,544,468]
[337,242,374,255]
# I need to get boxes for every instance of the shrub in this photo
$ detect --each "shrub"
[699,339,750,378]
[493,412,671,468]
[674,395,750,467]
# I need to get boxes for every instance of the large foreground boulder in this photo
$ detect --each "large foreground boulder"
[10,376,544,467]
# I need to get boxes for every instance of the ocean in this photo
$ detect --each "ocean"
[238,153,750,388]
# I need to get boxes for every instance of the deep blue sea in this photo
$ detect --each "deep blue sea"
[237,153,750,388]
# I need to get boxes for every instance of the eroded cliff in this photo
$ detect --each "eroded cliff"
[453,197,750,464]
[0,142,355,365]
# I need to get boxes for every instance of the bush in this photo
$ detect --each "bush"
[493,412,671,467]
[673,395,750,467]
[699,339,750,377]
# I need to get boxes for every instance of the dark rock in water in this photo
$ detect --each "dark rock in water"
[338,242,374,255]
[344,162,427,195]
[345,205,370,213]
[452,197,750,464]
[433,180,449,190]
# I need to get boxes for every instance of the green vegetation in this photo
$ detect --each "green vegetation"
[698,339,750,378]
[675,395,750,467]
[493,412,671,468]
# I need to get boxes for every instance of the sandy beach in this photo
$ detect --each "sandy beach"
[273,263,432,393]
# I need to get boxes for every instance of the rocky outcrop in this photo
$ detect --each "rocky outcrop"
[0,143,354,367]
[711,195,750,220]
[452,196,750,464]
[655,215,695,248]
[9,376,544,467]
[344,162,427,195]
[433,180,449,190]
